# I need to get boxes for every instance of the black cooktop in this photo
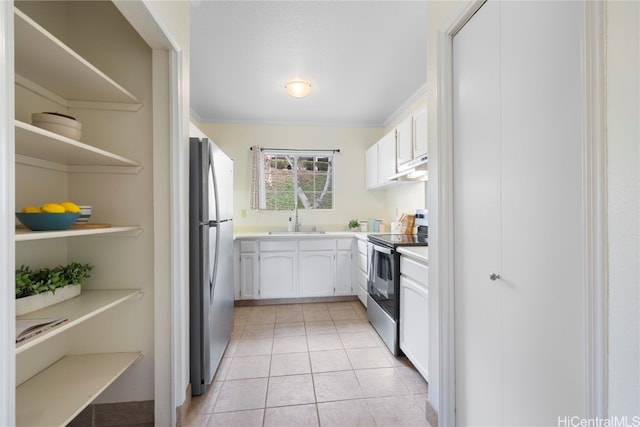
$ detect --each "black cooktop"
[368,233,428,247]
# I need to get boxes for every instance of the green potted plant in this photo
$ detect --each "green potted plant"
[348,219,360,231]
[16,262,93,315]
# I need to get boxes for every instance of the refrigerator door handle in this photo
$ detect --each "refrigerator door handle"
[208,146,222,305]
[209,146,221,223]
[209,223,220,305]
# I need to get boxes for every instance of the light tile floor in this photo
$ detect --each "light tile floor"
[185,301,430,427]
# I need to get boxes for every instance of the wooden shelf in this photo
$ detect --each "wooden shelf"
[16,352,142,427]
[15,226,142,242]
[14,8,141,109]
[16,289,143,354]
[15,121,142,171]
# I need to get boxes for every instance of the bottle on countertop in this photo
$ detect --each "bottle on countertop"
[287,217,293,232]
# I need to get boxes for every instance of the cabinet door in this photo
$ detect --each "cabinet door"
[335,250,354,296]
[377,131,396,184]
[239,253,259,299]
[365,144,378,189]
[453,3,502,423]
[399,275,429,380]
[299,251,334,297]
[412,107,428,158]
[395,116,413,169]
[260,252,297,298]
[453,1,587,424]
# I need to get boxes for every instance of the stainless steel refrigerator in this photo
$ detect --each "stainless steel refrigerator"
[189,137,234,396]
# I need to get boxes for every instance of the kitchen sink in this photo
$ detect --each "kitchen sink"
[268,231,326,235]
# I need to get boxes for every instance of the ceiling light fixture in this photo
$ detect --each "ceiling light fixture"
[285,79,312,98]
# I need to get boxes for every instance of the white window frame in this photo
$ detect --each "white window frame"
[261,149,335,211]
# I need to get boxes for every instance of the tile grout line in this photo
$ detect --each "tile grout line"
[186,302,429,426]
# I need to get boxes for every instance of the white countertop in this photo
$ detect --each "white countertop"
[398,246,428,263]
[234,231,366,239]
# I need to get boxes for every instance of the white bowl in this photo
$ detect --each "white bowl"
[32,112,82,140]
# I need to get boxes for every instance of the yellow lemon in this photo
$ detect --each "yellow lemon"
[40,203,65,213]
[21,205,41,213]
[59,201,80,213]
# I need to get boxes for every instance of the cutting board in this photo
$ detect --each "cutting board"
[16,223,111,230]
[69,223,111,229]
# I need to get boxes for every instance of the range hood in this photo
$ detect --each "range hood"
[390,154,428,181]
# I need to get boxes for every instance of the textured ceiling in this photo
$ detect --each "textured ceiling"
[190,1,427,127]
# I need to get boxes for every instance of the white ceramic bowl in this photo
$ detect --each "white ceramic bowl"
[32,112,82,141]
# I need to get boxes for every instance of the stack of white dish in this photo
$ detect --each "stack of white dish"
[32,112,82,140]
[77,205,92,223]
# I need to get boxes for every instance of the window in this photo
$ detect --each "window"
[262,151,334,210]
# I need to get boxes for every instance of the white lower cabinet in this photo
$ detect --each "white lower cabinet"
[335,250,354,296]
[260,251,298,298]
[235,237,357,299]
[356,238,368,306]
[239,253,259,299]
[238,240,259,299]
[299,251,335,297]
[399,255,429,381]
[335,238,354,296]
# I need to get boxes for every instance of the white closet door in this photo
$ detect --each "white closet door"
[500,2,585,422]
[453,1,502,424]
[454,1,586,425]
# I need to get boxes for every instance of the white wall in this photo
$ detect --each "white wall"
[195,122,389,232]
[137,1,191,424]
[424,0,466,412]
[607,0,640,417]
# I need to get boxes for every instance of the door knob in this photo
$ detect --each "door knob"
[489,273,501,281]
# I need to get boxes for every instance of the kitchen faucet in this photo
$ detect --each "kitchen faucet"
[293,200,300,232]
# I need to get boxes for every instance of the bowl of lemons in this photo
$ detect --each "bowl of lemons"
[16,201,81,231]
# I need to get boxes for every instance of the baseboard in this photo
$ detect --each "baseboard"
[67,400,154,426]
[176,383,192,427]
[425,398,438,427]
[235,295,358,306]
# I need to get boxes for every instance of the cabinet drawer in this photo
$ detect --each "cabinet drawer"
[299,239,335,251]
[260,240,298,252]
[336,238,353,251]
[357,269,367,288]
[400,256,428,287]
[357,283,368,307]
[358,252,368,273]
[357,239,367,255]
[239,240,258,253]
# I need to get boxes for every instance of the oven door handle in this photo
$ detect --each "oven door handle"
[371,244,392,255]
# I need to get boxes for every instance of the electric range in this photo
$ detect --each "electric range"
[366,233,428,355]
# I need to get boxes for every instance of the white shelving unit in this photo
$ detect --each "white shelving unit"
[16,289,143,354]
[13,8,141,110]
[13,5,145,425]
[16,352,142,427]
[15,121,142,172]
[15,226,142,242]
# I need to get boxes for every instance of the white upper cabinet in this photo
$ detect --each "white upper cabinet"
[395,116,413,169]
[365,129,396,189]
[396,107,428,172]
[365,143,378,189]
[377,131,397,184]
[412,107,428,158]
